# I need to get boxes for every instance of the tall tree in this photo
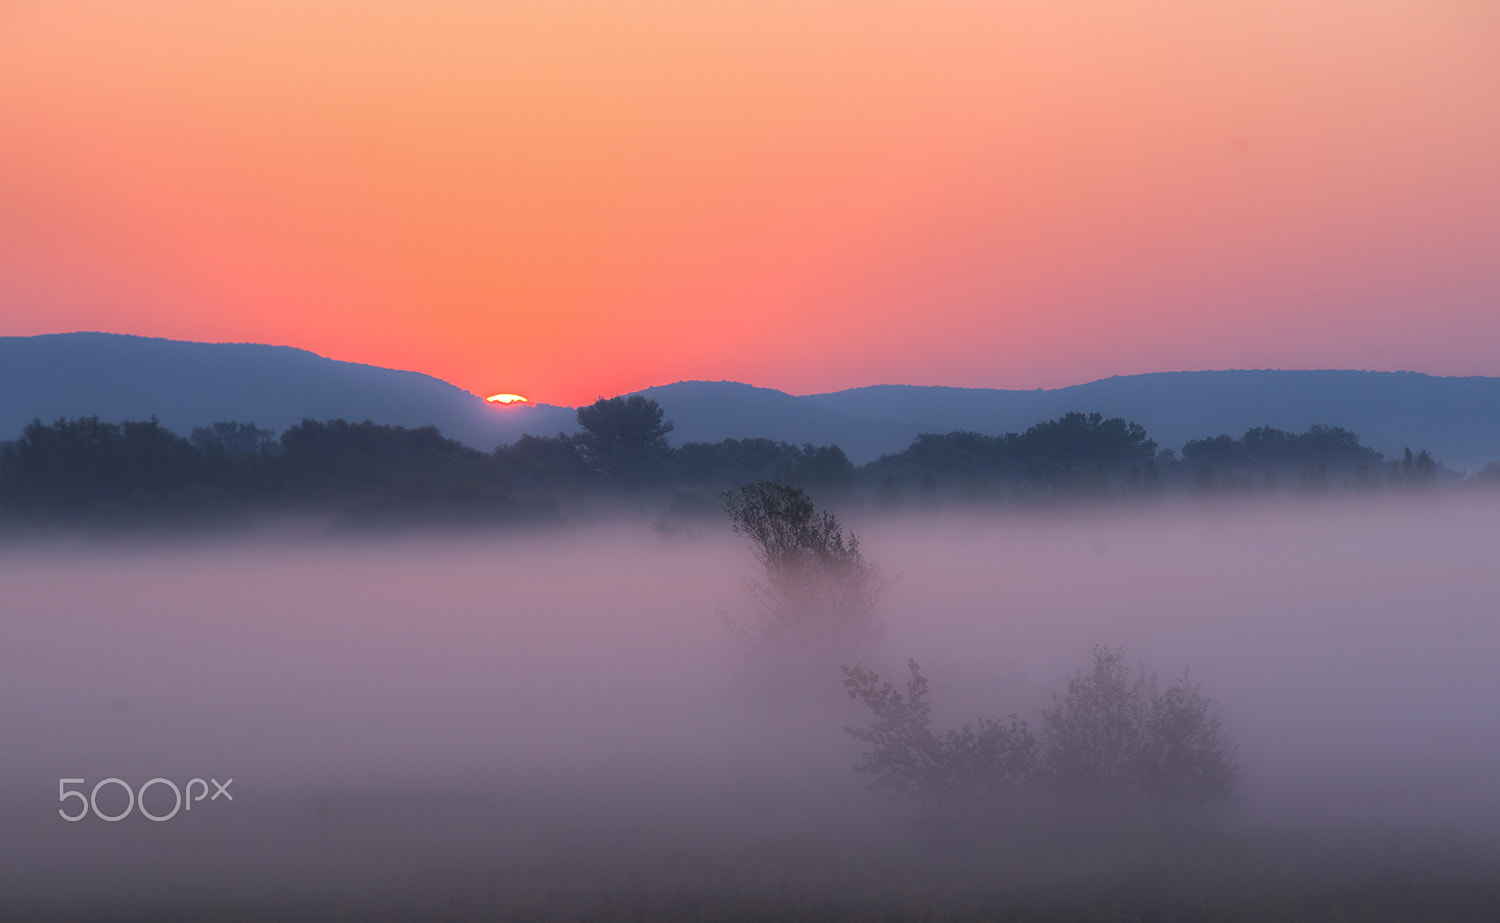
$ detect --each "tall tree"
[574,395,675,486]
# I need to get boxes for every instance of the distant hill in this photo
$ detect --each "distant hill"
[803,371,1500,472]
[0,333,575,451]
[629,381,920,463]
[3,334,1497,471]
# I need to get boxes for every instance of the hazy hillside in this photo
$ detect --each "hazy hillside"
[631,381,919,462]
[0,333,575,451]
[0,337,913,461]
[805,371,1500,471]
[5,335,1496,470]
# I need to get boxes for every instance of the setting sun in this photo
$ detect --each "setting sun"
[485,393,529,405]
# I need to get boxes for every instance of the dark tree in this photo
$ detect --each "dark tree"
[274,419,497,508]
[190,422,277,457]
[723,481,882,692]
[574,395,675,486]
[494,434,589,487]
[187,421,278,501]
[0,416,199,516]
[675,438,808,489]
[777,444,856,493]
[1182,425,1386,490]
[861,413,1155,503]
[1011,412,1157,469]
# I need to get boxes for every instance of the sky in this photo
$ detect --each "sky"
[1,1,1497,405]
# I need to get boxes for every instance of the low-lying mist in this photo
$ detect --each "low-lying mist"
[3,493,1499,918]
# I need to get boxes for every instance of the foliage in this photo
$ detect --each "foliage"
[1386,447,1439,487]
[843,647,1241,822]
[493,433,589,488]
[723,481,882,688]
[1012,412,1157,468]
[0,415,529,525]
[674,438,852,492]
[0,416,200,516]
[275,418,497,506]
[889,413,1156,478]
[1181,425,1405,493]
[190,421,278,457]
[574,395,675,486]
[1183,424,1378,470]
[0,408,1452,526]
[842,660,1035,807]
[675,437,804,487]
[775,444,855,492]
[1040,646,1241,811]
[862,412,1159,503]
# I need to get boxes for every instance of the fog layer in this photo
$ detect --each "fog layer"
[3,494,1498,914]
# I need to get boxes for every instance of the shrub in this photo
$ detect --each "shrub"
[1041,646,1241,813]
[843,647,1240,824]
[843,660,1035,809]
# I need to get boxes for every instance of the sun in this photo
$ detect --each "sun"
[485,393,529,405]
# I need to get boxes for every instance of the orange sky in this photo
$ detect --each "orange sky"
[2,0,1497,404]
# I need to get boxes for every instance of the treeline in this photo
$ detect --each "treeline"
[0,416,535,527]
[860,415,1457,509]
[861,412,1158,505]
[0,397,1480,527]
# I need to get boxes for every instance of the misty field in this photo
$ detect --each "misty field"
[3,494,1500,920]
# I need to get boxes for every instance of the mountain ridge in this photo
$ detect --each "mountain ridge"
[800,371,1500,469]
[3,333,1498,469]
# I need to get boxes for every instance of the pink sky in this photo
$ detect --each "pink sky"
[1,1,1497,403]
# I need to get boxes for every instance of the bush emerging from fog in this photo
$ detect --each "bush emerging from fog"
[843,646,1241,823]
[1041,646,1241,812]
[842,660,1037,807]
[723,481,882,696]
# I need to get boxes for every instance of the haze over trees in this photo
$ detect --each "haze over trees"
[10,485,1500,919]
[11,335,1500,469]
[843,647,1242,830]
[0,416,200,516]
[722,481,882,699]
[712,481,1242,837]
[0,396,1479,527]
[1,382,1493,920]
[865,411,1162,504]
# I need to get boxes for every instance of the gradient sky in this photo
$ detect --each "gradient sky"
[2,1,1497,405]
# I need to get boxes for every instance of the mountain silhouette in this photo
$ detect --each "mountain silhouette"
[803,372,1500,471]
[629,381,920,462]
[3,333,1497,470]
[0,333,575,450]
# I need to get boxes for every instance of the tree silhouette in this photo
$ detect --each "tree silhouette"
[1040,646,1240,812]
[843,660,1035,808]
[843,647,1240,823]
[1182,425,1386,490]
[0,416,198,516]
[723,481,882,695]
[860,412,1156,503]
[190,421,276,457]
[574,395,675,486]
